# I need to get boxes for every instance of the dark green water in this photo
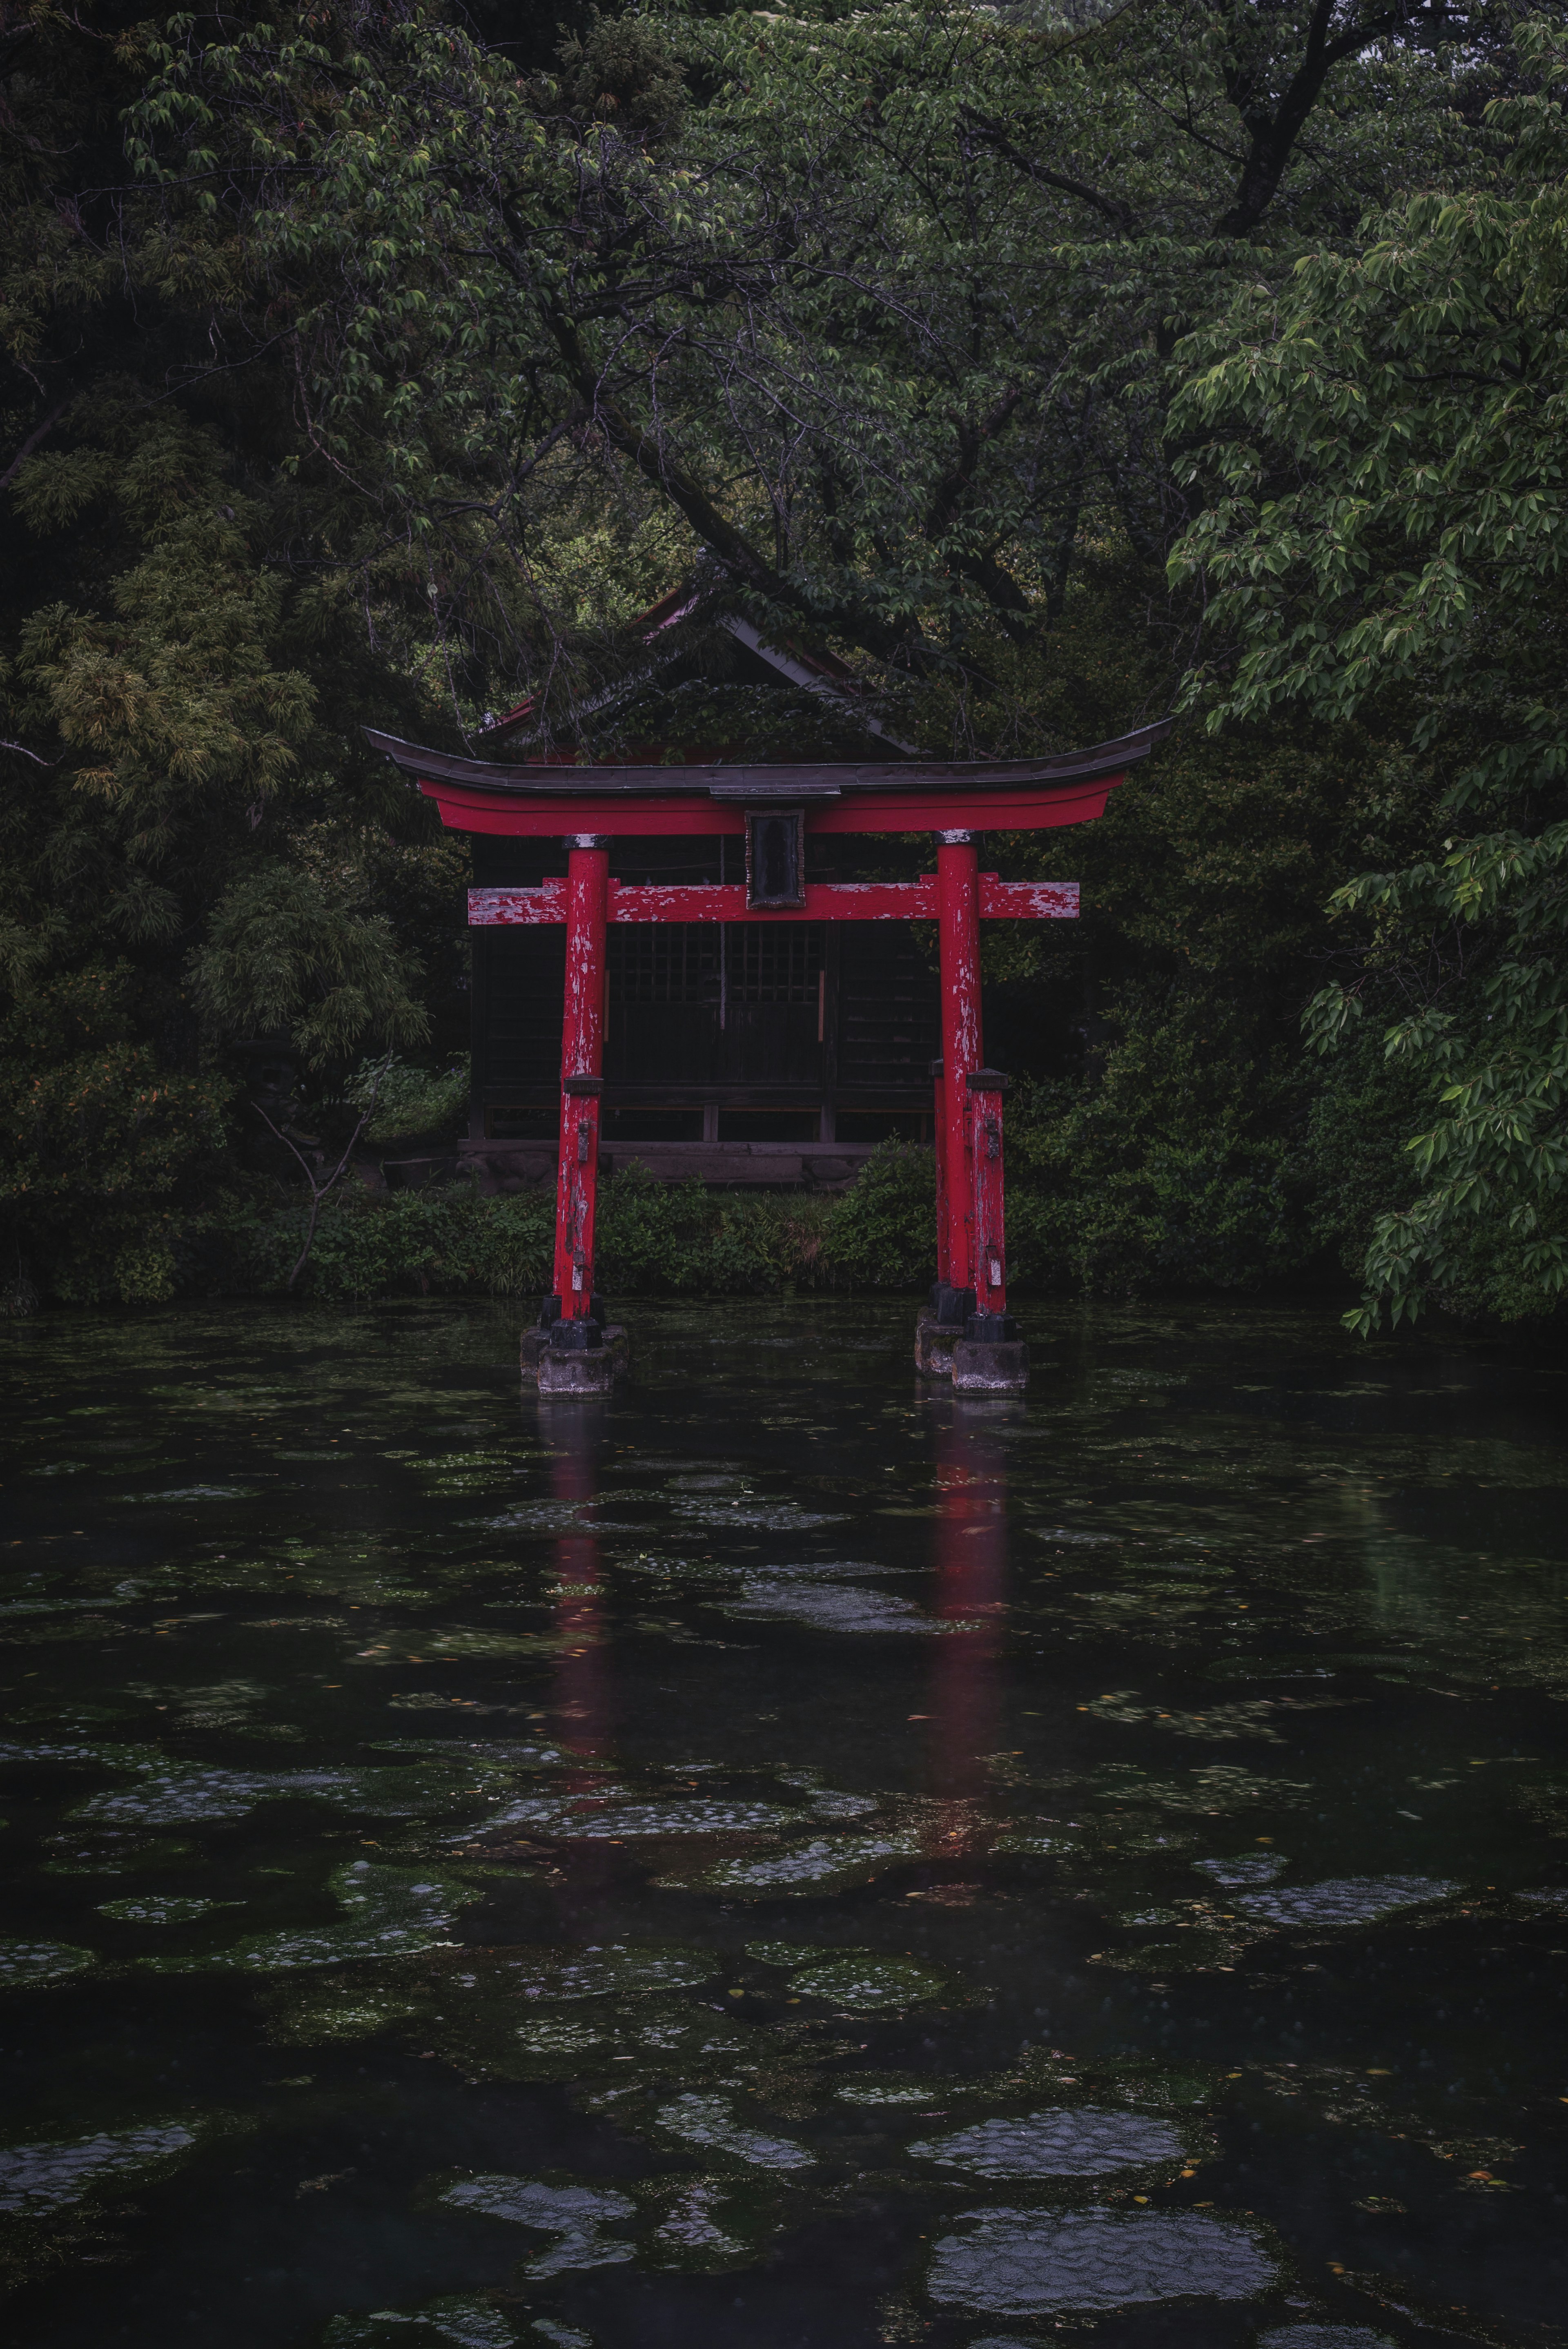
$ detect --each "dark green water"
[2,1298,1566,2349]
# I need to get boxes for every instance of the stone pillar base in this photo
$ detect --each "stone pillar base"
[952,1337,1029,1392]
[915,1312,962,1377]
[521,1324,630,1391]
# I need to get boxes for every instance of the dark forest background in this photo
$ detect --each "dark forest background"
[3,0,1566,1324]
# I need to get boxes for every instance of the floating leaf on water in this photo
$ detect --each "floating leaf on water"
[1235,1877,1459,1927]
[472,1795,788,1841]
[630,1998,753,2058]
[440,2177,635,2277]
[514,2017,608,2058]
[786,1956,949,2010]
[477,1503,600,1533]
[802,1787,880,1819]
[0,1941,95,1990]
[73,1761,478,1829]
[744,1940,826,1969]
[263,1974,424,2044]
[722,1579,944,1635]
[71,1766,356,1827]
[998,2053,1216,2114]
[911,2108,1185,2177]
[646,2178,748,2265]
[665,1831,923,1899]
[672,1501,846,1531]
[0,2121,197,2213]
[834,2079,946,2107]
[654,2093,812,2171]
[96,1895,234,1925]
[490,1946,715,2001]
[1205,1655,1425,1684]
[137,1861,478,1973]
[1194,1855,1288,1889]
[321,2292,520,2345]
[0,1740,157,1771]
[1085,1763,1311,1815]
[41,1837,202,1877]
[1258,2330,1397,2349]
[367,1739,570,1767]
[927,2209,1277,2313]
[121,1487,259,1503]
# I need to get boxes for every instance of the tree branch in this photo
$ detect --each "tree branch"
[958,111,1135,232]
[253,1054,390,1292]
[0,397,69,494]
[540,299,908,662]
[925,386,1036,638]
[1215,0,1420,237]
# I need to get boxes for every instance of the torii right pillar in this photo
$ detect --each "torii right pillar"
[918,830,1029,1391]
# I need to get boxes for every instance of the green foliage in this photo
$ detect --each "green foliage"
[199,1167,864,1302]
[1172,20,1568,1327]
[557,6,688,141]
[0,2,467,1305]
[1010,991,1303,1295]
[205,1181,556,1303]
[0,965,230,1305]
[1297,1012,1451,1281]
[820,1142,936,1290]
[347,1057,469,1143]
[194,869,430,1071]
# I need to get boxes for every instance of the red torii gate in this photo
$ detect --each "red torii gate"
[366,722,1168,1391]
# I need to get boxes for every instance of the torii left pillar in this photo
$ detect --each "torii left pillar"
[916,829,1028,1391]
[534,834,622,1395]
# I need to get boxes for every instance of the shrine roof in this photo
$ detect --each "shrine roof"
[362,720,1171,804]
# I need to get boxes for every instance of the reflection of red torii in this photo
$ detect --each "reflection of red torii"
[366,721,1169,1390]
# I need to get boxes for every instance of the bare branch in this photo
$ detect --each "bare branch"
[253,1054,391,1292]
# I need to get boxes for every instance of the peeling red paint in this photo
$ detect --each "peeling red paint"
[938,841,983,1299]
[552,845,608,1320]
[468,877,1079,927]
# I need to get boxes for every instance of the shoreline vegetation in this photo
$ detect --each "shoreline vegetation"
[0,1124,1352,1313]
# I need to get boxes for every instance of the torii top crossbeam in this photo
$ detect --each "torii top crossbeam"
[367,719,1169,1390]
[365,722,1168,836]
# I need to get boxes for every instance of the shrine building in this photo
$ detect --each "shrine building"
[367,601,1167,1391]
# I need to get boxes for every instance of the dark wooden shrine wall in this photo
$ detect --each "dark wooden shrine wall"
[468,829,936,891]
[472,919,939,1139]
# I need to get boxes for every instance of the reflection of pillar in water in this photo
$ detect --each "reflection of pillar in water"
[926,1394,1012,1858]
[539,1395,610,1770]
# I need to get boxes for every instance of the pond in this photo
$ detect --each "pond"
[1,1296,1565,2349]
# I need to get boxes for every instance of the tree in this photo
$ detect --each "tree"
[0,1,467,1300]
[1170,18,1568,1326]
[121,0,1503,731]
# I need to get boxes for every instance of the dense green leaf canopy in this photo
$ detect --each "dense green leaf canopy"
[1173,19,1568,1324]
